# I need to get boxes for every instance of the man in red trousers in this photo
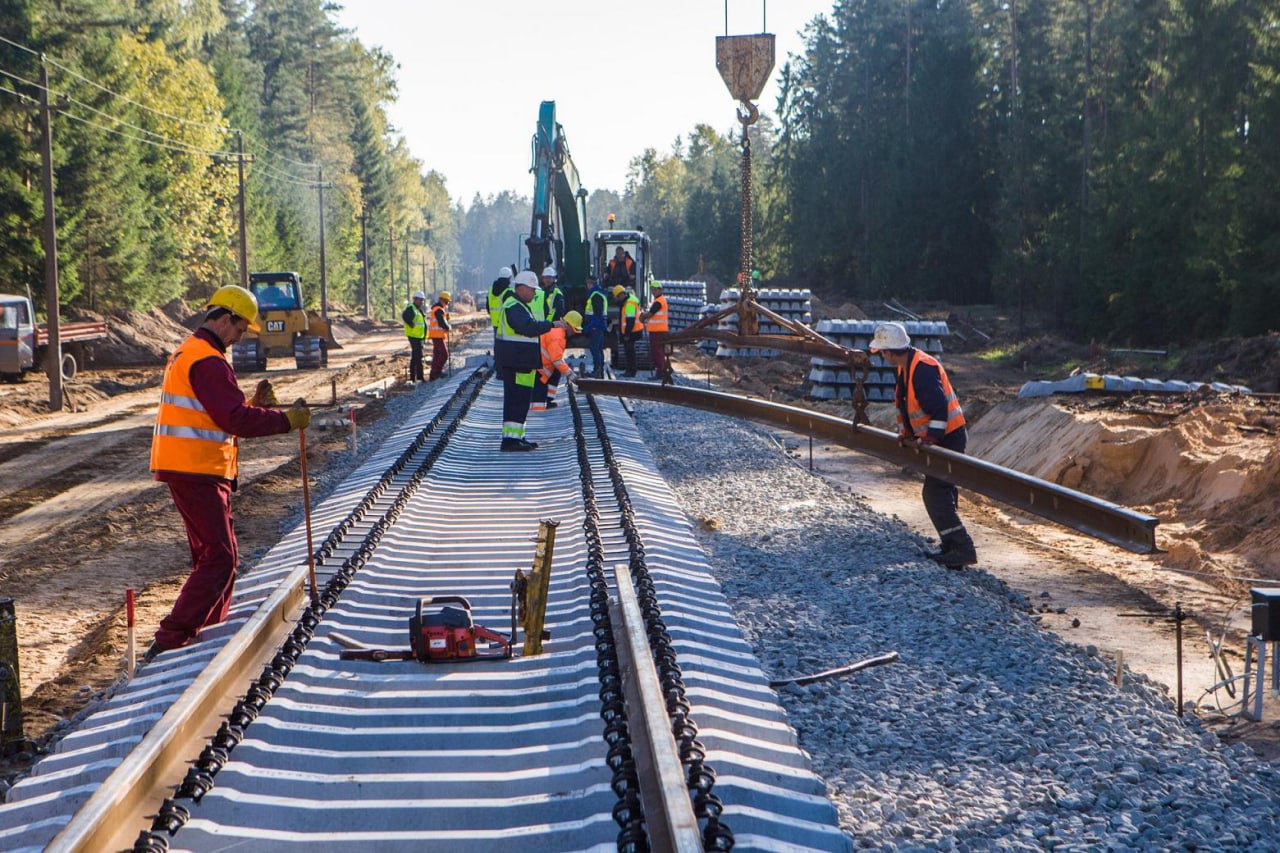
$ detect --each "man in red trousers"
[147,285,310,659]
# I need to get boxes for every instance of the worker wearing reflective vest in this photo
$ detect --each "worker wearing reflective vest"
[641,280,669,381]
[536,266,566,322]
[488,267,513,339]
[402,291,427,383]
[584,276,608,377]
[612,285,642,377]
[531,311,582,412]
[871,321,976,568]
[427,292,451,381]
[148,285,310,657]
[496,271,562,450]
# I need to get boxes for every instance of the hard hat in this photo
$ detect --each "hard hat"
[413,290,426,300]
[541,266,557,278]
[439,291,451,302]
[513,270,539,289]
[869,322,911,352]
[498,266,513,279]
[206,285,260,331]
[611,285,625,298]
[562,311,583,332]
[651,280,664,289]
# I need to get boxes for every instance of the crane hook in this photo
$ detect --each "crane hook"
[736,100,760,126]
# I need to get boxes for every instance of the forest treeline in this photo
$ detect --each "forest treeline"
[4,0,1278,344]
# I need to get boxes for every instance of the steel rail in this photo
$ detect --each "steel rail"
[578,378,1160,554]
[609,563,703,853]
[48,369,489,852]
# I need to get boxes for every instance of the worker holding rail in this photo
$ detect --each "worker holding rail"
[147,285,310,659]
[871,321,977,568]
[584,275,608,377]
[531,311,583,412]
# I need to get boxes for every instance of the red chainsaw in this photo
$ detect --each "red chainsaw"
[333,596,511,663]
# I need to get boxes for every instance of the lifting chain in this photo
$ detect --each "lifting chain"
[737,100,759,338]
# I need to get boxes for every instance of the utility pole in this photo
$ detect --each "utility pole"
[360,204,370,316]
[403,236,410,304]
[388,225,396,319]
[235,131,251,290]
[317,166,329,321]
[36,60,65,411]
[421,251,427,295]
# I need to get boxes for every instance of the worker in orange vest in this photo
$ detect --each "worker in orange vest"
[531,311,582,412]
[148,285,310,659]
[871,321,976,568]
[640,280,669,381]
[427,291,451,381]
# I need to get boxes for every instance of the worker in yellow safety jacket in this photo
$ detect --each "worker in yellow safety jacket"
[612,285,642,377]
[871,321,975,568]
[488,267,513,340]
[531,311,582,412]
[402,290,427,382]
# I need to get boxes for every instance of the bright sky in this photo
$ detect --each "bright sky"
[334,1,835,204]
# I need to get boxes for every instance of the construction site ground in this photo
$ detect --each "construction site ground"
[2,302,1279,788]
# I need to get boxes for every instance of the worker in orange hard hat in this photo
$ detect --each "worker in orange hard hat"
[427,291,452,381]
[147,285,310,661]
[871,321,975,568]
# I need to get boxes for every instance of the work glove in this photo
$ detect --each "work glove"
[285,400,311,431]
[250,379,278,408]
[919,434,939,447]
[897,431,913,448]
[565,370,579,385]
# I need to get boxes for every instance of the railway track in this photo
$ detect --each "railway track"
[0,365,849,852]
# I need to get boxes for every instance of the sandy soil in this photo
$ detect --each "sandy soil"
[0,311,486,776]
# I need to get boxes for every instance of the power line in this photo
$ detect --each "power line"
[0,65,237,158]
[0,33,232,133]
[251,159,324,187]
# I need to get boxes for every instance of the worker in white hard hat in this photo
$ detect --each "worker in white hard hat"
[489,266,514,338]
[427,291,452,381]
[870,321,976,568]
[402,290,428,383]
[495,271,570,450]
[147,285,310,661]
[532,265,565,323]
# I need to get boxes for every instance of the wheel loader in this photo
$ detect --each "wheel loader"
[232,272,341,371]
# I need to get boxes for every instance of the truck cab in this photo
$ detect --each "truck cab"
[0,295,36,378]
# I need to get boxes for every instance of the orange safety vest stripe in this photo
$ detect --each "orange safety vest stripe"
[428,305,448,339]
[150,335,238,479]
[537,327,570,381]
[898,350,965,437]
[646,294,669,333]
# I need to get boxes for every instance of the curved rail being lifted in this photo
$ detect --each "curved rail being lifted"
[578,378,1159,554]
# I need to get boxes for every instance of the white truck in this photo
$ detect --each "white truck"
[0,294,108,381]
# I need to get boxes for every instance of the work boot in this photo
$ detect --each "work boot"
[546,401,558,409]
[935,546,977,569]
[519,438,539,449]
[500,438,534,452]
[143,641,168,663]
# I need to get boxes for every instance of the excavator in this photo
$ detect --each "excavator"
[524,101,651,362]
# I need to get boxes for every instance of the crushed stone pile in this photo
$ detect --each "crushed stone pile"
[635,393,1280,850]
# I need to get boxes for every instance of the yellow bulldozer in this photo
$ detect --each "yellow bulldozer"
[231,271,341,372]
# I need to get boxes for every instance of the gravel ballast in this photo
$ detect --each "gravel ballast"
[634,397,1280,850]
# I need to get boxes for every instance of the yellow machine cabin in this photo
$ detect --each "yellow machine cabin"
[232,272,341,371]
